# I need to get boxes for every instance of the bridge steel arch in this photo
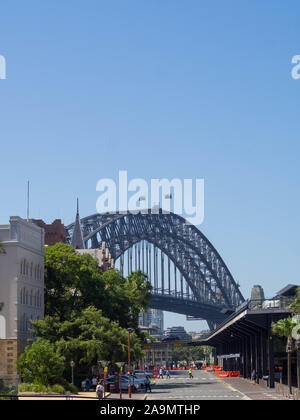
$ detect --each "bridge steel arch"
[66,210,244,326]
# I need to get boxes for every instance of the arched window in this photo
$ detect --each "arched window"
[30,263,33,277]
[25,290,28,305]
[30,290,33,306]
[25,261,28,276]
[21,314,26,332]
[21,288,25,305]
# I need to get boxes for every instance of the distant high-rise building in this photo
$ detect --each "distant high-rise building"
[164,326,188,341]
[139,309,164,335]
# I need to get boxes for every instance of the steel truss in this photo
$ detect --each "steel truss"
[66,209,244,326]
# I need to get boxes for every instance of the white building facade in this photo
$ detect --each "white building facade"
[0,217,45,384]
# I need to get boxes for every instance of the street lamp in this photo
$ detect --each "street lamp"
[127,328,134,399]
[70,360,75,386]
[99,360,109,398]
[115,362,125,399]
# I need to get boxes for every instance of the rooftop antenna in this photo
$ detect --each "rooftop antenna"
[27,181,30,221]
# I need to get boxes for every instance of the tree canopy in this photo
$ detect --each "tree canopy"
[272,317,297,339]
[44,243,152,330]
[172,345,211,364]
[17,243,152,387]
[31,306,144,366]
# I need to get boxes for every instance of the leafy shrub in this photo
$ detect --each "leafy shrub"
[17,339,65,386]
[18,382,49,393]
[50,384,65,394]
[58,378,78,394]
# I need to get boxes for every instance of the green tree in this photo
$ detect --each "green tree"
[17,338,65,386]
[44,243,106,320]
[172,346,207,365]
[44,244,152,331]
[101,270,152,329]
[272,317,297,395]
[31,307,144,370]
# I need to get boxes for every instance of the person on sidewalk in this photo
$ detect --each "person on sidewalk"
[96,381,104,400]
[85,377,91,392]
[158,368,164,379]
[251,369,256,384]
[92,376,98,389]
[166,369,170,379]
[145,376,152,393]
[188,368,193,379]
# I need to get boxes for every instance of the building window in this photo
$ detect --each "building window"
[25,261,28,276]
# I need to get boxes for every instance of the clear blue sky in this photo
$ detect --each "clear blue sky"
[1,1,299,330]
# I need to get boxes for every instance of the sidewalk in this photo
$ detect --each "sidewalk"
[215,375,290,400]
[106,392,147,400]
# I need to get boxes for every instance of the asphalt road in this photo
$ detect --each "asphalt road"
[146,370,249,400]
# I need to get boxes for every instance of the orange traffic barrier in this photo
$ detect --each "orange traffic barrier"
[218,371,230,378]
[229,371,240,377]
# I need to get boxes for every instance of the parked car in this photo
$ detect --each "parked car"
[123,374,146,388]
[105,375,141,392]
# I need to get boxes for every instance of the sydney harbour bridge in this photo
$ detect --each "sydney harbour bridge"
[66,209,244,330]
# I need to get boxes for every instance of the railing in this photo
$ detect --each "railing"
[248,296,295,311]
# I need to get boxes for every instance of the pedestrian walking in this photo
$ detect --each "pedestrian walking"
[85,377,91,392]
[92,376,98,389]
[158,367,164,379]
[96,381,104,400]
[188,368,193,379]
[81,379,86,392]
[251,369,256,384]
[166,369,170,379]
[145,376,152,393]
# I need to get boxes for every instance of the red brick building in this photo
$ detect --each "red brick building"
[33,219,66,246]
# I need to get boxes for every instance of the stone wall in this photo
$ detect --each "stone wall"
[0,339,27,386]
